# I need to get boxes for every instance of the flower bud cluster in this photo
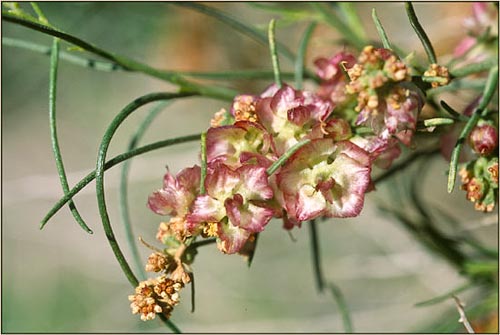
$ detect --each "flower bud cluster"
[459,156,498,212]
[128,276,183,321]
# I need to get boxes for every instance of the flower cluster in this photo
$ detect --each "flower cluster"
[146,45,426,259]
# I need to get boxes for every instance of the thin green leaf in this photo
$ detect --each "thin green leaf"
[95,92,194,332]
[120,101,170,281]
[2,11,237,101]
[337,3,366,42]
[48,37,92,234]
[308,219,324,292]
[372,8,392,50]
[405,2,437,64]
[328,282,354,332]
[2,37,123,71]
[295,22,317,90]
[450,58,497,78]
[448,66,498,192]
[312,3,365,51]
[200,132,207,195]
[266,139,311,176]
[440,100,469,121]
[415,282,473,307]
[30,2,48,24]
[268,19,282,88]
[40,133,201,230]
[373,148,440,185]
[246,233,259,268]
[423,118,455,127]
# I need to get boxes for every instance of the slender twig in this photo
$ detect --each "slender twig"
[295,22,316,90]
[450,58,497,78]
[30,2,48,24]
[138,236,164,254]
[48,38,93,234]
[3,37,123,71]
[190,272,195,313]
[308,220,324,292]
[1,11,237,101]
[415,282,473,307]
[121,102,170,281]
[452,296,475,334]
[440,100,469,122]
[2,37,319,82]
[189,238,217,249]
[405,2,437,64]
[312,3,365,50]
[422,118,454,128]
[266,139,311,175]
[371,8,392,50]
[200,132,207,195]
[373,147,440,184]
[448,66,498,193]
[268,19,282,88]
[337,3,367,43]
[95,92,194,286]
[328,282,354,332]
[95,92,193,332]
[40,133,201,229]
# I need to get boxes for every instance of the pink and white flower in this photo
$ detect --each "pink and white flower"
[206,120,275,168]
[277,139,371,223]
[148,165,201,217]
[255,84,333,155]
[187,162,274,254]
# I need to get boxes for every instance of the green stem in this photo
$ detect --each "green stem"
[312,3,365,51]
[266,139,311,176]
[2,37,320,82]
[422,118,455,127]
[440,100,469,122]
[49,37,93,234]
[200,132,207,195]
[30,2,48,24]
[295,22,317,90]
[415,282,474,307]
[373,148,440,185]
[40,133,201,228]
[268,19,282,88]
[308,219,324,292]
[2,37,123,71]
[371,8,392,50]
[328,282,354,332]
[1,11,236,101]
[405,2,437,64]
[95,92,194,332]
[337,3,366,43]
[120,102,170,281]
[450,58,498,78]
[448,66,498,193]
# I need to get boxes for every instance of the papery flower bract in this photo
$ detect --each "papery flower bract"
[187,162,274,254]
[314,51,356,105]
[277,139,371,223]
[148,165,201,217]
[148,166,201,243]
[206,120,275,168]
[255,84,332,155]
[380,83,425,146]
[350,135,401,169]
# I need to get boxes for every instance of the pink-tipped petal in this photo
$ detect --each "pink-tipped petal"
[216,222,252,254]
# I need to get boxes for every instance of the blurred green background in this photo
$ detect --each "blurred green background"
[2,2,497,332]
